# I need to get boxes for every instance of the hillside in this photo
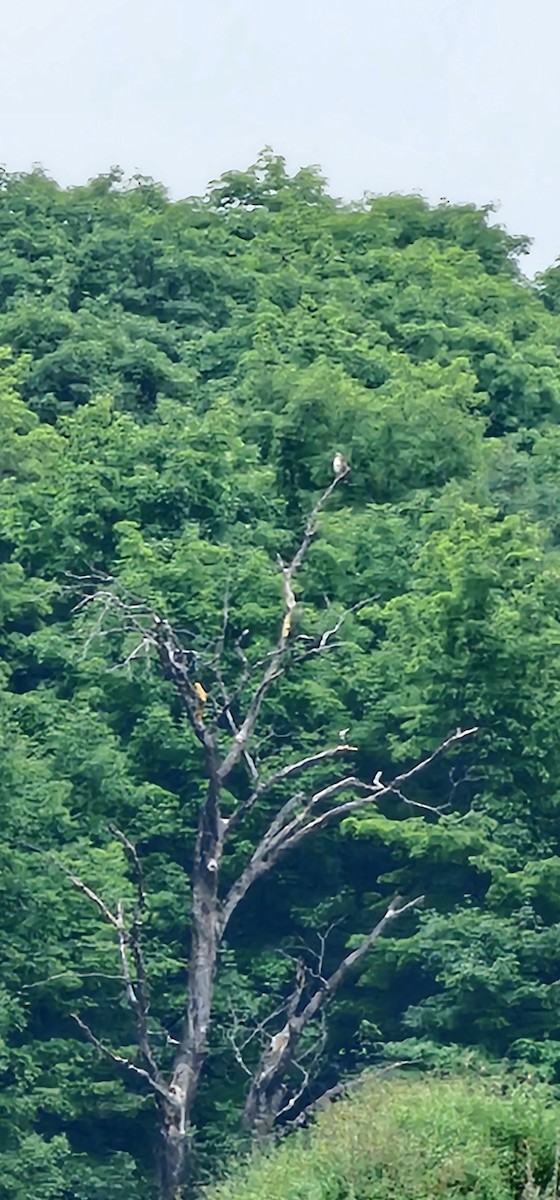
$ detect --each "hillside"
[2,152,560,1195]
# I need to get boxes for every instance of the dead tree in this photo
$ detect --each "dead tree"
[66,468,476,1199]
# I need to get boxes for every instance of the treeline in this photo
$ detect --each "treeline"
[2,152,560,1196]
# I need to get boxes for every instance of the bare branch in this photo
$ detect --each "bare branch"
[116,901,137,1010]
[275,1058,311,1122]
[220,783,398,933]
[20,971,127,990]
[109,825,146,912]
[61,834,162,1086]
[280,1079,351,1129]
[243,895,422,1133]
[227,743,357,833]
[113,832,162,1084]
[277,1062,415,1133]
[71,1014,169,1101]
[220,728,477,933]
[289,595,377,665]
[61,866,120,929]
[289,469,349,578]
[218,474,348,782]
[113,636,154,674]
[211,583,231,670]
[114,902,162,1084]
[225,995,296,1056]
[71,588,155,663]
[302,895,423,1023]
[225,1011,255,1078]
[213,665,260,783]
[309,921,345,987]
[151,617,212,747]
[389,726,478,793]
[273,1011,329,1123]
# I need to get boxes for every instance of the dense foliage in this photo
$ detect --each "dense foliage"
[206,1074,560,1200]
[3,151,560,1194]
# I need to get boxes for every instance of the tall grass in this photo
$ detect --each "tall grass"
[205,1074,560,1200]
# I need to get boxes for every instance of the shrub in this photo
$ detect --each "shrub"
[205,1074,560,1200]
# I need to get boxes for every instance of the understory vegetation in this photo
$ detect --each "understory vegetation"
[206,1075,560,1200]
[3,151,560,1195]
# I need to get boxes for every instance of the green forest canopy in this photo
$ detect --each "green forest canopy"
[3,150,560,1195]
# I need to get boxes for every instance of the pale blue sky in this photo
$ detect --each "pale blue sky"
[1,0,558,274]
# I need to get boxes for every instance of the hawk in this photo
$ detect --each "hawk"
[332,452,348,477]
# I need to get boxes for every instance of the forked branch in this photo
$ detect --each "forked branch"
[243,894,423,1132]
[62,858,162,1089]
[220,727,476,934]
[71,1013,169,1102]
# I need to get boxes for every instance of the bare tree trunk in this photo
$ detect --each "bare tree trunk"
[158,763,224,1196]
[157,1112,193,1200]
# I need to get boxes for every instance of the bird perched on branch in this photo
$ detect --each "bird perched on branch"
[332,452,349,477]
